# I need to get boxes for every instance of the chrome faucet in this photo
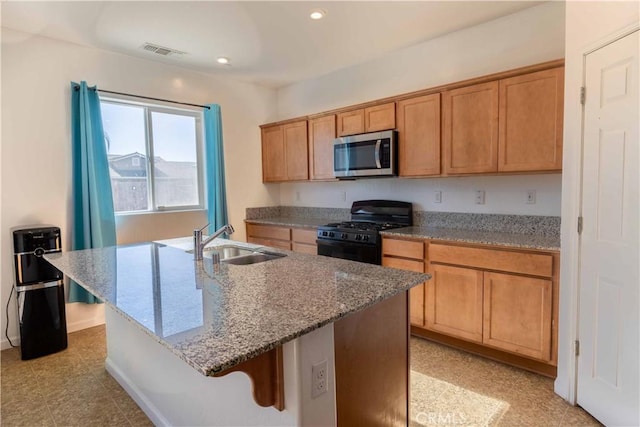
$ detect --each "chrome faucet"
[193,223,235,261]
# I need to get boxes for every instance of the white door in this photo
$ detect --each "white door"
[578,29,639,426]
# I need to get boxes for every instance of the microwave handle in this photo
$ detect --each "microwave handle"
[374,139,382,169]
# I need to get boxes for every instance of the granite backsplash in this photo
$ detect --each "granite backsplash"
[246,206,560,237]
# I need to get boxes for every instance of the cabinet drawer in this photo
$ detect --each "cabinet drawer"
[247,224,291,241]
[247,237,292,251]
[429,243,553,277]
[382,256,424,273]
[382,239,424,260]
[292,242,317,255]
[292,228,318,245]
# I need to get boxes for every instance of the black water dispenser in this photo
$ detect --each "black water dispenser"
[12,225,67,360]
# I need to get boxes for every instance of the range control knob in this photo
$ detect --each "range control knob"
[322,231,328,237]
[341,233,348,239]
[328,232,335,238]
[355,235,362,241]
[362,235,369,242]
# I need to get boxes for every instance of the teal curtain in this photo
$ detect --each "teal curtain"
[203,104,228,234]
[69,81,116,303]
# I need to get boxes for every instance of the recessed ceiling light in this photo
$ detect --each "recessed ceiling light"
[309,9,326,20]
[217,57,230,65]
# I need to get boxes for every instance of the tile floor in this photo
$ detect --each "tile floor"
[1,325,601,426]
[411,338,601,426]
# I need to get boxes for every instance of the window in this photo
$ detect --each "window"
[100,98,204,213]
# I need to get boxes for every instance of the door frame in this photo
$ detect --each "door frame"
[558,21,639,405]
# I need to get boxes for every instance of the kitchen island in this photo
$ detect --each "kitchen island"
[45,238,429,426]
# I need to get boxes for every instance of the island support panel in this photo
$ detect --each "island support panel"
[334,291,409,426]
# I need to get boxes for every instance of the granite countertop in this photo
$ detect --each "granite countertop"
[244,217,331,228]
[45,239,429,376]
[381,227,560,251]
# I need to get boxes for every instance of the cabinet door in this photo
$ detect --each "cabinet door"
[308,115,336,180]
[261,126,286,182]
[283,121,308,180]
[483,271,552,361]
[498,67,564,172]
[397,94,441,176]
[442,81,499,174]
[364,102,396,133]
[382,256,425,327]
[426,264,483,343]
[336,109,364,136]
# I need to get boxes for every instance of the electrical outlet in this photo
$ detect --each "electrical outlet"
[526,190,536,204]
[434,190,442,203]
[475,190,485,205]
[295,191,301,202]
[311,360,328,398]
[341,191,347,202]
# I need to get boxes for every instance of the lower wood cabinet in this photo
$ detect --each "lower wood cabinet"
[381,238,425,327]
[483,271,552,361]
[383,236,559,374]
[291,228,318,254]
[426,264,483,343]
[246,223,292,250]
[246,223,317,254]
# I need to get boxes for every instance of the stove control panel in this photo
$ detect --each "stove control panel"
[317,229,378,245]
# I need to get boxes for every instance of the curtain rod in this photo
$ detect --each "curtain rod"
[98,89,210,109]
[73,85,210,109]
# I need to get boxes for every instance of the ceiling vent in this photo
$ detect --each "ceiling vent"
[141,42,186,57]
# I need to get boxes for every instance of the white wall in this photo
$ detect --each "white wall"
[556,1,639,402]
[1,28,279,348]
[276,2,565,216]
[282,174,562,216]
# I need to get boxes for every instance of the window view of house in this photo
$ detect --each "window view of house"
[101,100,202,213]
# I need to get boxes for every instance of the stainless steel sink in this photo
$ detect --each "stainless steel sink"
[222,251,286,265]
[187,244,286,265]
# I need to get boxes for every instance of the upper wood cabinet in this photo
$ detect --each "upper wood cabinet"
[365,102,396,133]
[443,66,564,175]
[261,120,308,182]
[397,94,441,177]
[261,126,287,182]
[308,114,337,180]
[336,109,364,136]
[260,61,564,180]
[337,102,396,137]
[284,121,309,180]
[442,81,499,174]
[498,67,564,172]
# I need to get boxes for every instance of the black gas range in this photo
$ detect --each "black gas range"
[316,200,413,265]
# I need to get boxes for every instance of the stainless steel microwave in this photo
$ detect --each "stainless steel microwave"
[333,130,397,178]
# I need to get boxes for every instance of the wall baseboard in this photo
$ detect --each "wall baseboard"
[105,357,170,427]
[66,317,105,334]
[1,336,20,351]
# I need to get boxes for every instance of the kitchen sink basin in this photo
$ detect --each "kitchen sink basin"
[222,251,286,265]
[187,244,286,265]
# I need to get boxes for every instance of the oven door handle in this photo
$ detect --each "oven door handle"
[374,139,382,169]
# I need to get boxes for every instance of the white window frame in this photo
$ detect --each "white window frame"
[100,95,205,214]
